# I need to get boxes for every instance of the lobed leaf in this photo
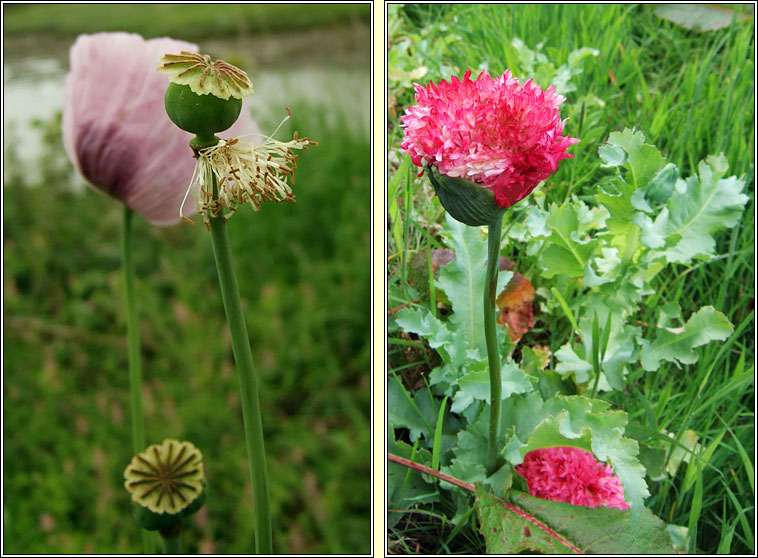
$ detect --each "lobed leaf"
[606,128,666,190]
[652,155,748,264]
[496,270,536,342]
[388,377,435,442]
[654,3,751,31]
[478,483,675,554]
[476,485,577,554]
[640,306,734,371]
[555,303,640,391]
[395,306,464,367]
[436,214,511,356]
[504,395,650,513]
[452,362,533,412]
[540,203,600,278]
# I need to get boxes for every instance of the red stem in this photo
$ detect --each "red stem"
[388,453,475,491]
[387,453,582,554]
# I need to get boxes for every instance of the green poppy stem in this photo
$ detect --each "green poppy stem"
[207,169,273,555]
[159,533,180,554]
[485,214,504,476]
[121,207,155,554]
[122,207,145,454]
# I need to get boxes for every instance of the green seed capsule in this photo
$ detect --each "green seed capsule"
[132,481,206,533]
[178,479,207,518]
[164,82,241,145]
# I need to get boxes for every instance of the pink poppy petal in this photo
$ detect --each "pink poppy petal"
[63,32,257,226]
[516,446,630,510]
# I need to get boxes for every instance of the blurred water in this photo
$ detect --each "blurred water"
[2,31,369,180]
[3,57,67,169]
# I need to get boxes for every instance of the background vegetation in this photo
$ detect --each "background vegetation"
[387,3,753,555]
[2,3,369,38]
[3,3,370,554]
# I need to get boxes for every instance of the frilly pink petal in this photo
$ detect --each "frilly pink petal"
[401,69,579,209]
[515,446,630,510]
[62,32,257,226]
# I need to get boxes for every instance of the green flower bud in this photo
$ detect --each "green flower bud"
[646,162,678,204]
[124,439,206,534]
[425,163,505,226]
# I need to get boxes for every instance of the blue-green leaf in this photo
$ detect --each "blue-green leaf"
[452,362,533,412]
[436,214,511,357]
[633,207,671,249]
[655,155,748,264]
[598,144,627,167]
[476,488,677,554]
[654,3,750,31]
[395,306,464,367]
[540,203,599,278]
[640,306,734,371]
[555,306,639,391]
[584,247,622,286]
[388,378,435,441]
[606,128,666,190]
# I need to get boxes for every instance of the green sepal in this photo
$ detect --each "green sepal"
[425,163,505,226]
[165,82,241,138]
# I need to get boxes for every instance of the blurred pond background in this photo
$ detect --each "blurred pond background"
[3,3,371,554]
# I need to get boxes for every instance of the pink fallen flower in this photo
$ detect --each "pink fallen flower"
[62,32,255,226]
[401,70,579,208]
[516,446,630,510]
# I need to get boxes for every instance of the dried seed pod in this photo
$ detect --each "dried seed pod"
[124,439,206,533]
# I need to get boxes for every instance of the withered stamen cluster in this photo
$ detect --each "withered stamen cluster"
[184,123,317,228]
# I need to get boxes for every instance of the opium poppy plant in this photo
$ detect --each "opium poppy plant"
[400,69,579,476]
[158,51,315,554]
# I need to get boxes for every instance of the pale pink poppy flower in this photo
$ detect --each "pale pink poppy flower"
[62,32,256,226]
[516,446,630,510]
[401,70,579,208]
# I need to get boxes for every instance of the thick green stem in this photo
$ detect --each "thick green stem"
[485,213,504,476]
[122,207,145,454]
[122,207,154,554]
[159,533,180,554]
[207,170,272,554]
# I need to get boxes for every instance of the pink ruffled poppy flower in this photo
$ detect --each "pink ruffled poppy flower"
[516,446,630,510]
[401,70,579,208]
[62,32,255,226]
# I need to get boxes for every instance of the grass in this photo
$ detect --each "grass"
[387,4,754,554]
[3,92,370,554]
